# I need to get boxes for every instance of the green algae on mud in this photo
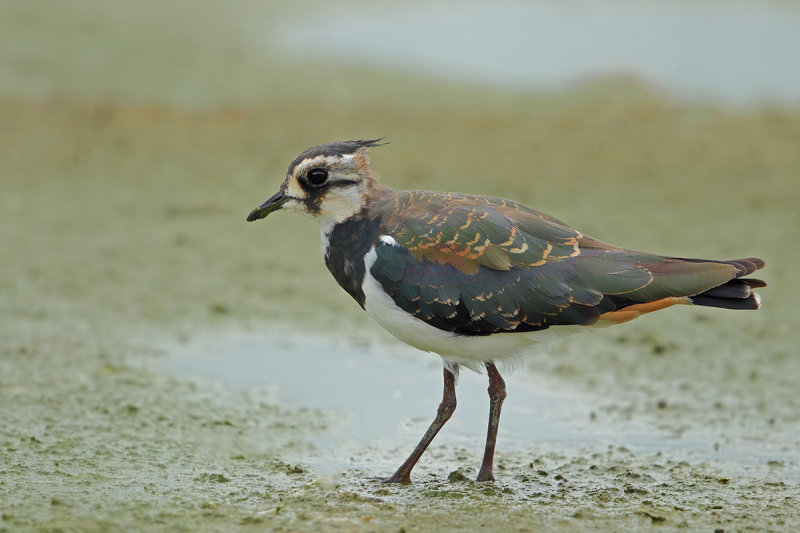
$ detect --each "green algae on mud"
[1,1,800,531]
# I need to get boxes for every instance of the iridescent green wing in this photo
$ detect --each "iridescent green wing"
[372,191,741,335]
[381,191,582,274]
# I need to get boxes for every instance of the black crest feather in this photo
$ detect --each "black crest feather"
[288,139,385,173]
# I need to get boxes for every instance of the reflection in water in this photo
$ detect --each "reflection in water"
[276,1,800,106]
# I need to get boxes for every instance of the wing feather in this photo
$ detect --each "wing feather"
[369,190,757,336]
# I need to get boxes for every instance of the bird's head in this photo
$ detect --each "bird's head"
[246,139,385,226]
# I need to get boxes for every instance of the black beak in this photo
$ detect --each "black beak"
[247,191,288,221]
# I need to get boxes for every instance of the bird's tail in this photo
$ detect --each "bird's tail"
[678,257,766,310]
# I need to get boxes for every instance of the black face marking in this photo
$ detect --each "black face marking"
[297,169,360,215]
[287,139,384,174]
[301,186,323,215]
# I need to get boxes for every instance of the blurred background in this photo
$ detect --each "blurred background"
[2,0,797,330]
[1,0,799,530]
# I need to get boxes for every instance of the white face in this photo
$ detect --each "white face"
[281,151,372,226]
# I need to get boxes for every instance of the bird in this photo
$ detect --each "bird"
[246,139,766,484]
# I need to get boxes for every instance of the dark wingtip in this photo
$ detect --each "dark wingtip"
[730,257,766,276]
[670,256,766,277]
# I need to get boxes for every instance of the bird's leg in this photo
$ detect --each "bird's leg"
[476,361,506,482]
[384,364,458,484]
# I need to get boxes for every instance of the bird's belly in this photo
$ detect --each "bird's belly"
[361,259,581,369]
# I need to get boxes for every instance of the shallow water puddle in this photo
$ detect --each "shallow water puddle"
[163,330,798,479]
[165,331,589,473]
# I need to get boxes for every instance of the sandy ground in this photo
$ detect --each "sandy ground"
[2,1,800,531]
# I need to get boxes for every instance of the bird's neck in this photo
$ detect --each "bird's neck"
[321,209,383,309]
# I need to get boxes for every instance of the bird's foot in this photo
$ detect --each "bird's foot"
[475,469,495,482]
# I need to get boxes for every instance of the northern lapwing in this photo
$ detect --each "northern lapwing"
[247,139,766,483]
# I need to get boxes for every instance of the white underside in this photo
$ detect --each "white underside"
[361,245,585,372]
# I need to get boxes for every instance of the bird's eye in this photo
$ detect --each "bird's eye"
[307,168,329,186]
